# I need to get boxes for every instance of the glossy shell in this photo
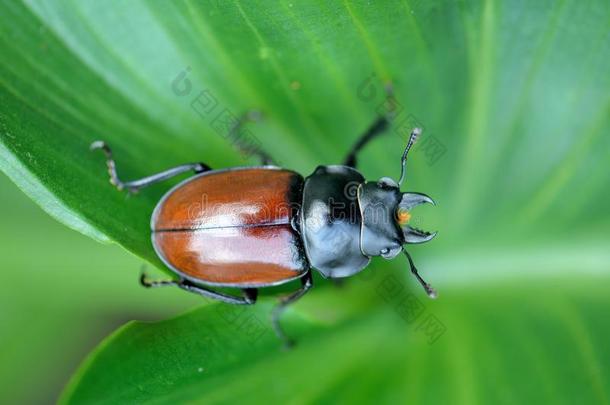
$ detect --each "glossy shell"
[300,165,370,278]
[151,167,308,287]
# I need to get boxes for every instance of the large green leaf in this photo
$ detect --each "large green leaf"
[1,0,609,403]
[60,274,610,404]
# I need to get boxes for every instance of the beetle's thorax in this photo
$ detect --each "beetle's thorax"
[300,165,370,278]
[300,165,408,279]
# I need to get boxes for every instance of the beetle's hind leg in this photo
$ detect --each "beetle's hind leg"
[90,141,211,194]
[230,110,275,166]
[272,271,313,349]
[140,269,257,305]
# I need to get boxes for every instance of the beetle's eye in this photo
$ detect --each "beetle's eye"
[380,245,402,259]
[396,208,411,226]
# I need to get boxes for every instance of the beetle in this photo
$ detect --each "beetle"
[92,93,437,347]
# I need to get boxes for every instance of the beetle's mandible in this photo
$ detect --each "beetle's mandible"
[91,91,438,347]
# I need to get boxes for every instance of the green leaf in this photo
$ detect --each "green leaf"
[60,273,610,404]
[1,0,609,403]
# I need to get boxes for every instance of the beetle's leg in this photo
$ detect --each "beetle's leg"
[343,83,397,168]
[342,116,390,168]
[272,271,313,348]
[140,275,178,288]
[229,110,275,165]
[139,267,180,287]
[90,141,211,194]
[140,266,257,304]
[178,282,258,305]
[403,249,437,299]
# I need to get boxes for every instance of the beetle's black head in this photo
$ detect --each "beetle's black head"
[358,176,437,259]
[356,127,438,298]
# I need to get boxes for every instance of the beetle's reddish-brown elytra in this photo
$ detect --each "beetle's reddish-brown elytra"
[151,168,308,287]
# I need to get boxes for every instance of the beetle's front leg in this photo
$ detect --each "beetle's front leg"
[342,83,397,168]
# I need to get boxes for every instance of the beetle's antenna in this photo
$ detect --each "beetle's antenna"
[403,248,437,299]
[397,128,421,186]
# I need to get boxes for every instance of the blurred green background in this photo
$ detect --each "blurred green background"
[1,0,609,404]
[0,173,201,403]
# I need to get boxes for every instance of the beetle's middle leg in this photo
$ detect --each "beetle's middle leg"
[91,141,211,194]
[342,83,397,168]
[230,110,275,166]
[140,271,258,305]
[272,270,313,348]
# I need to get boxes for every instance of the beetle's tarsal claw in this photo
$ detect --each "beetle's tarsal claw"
[139,266,152,287]
[425,284,438,299]
[404,249,438,299]
[89,140,105,151]
[90,140,113,159]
